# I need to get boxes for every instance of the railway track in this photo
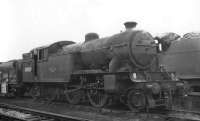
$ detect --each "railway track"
[0,100,200,121]
[167,109,200,121]
[0,103,91,121]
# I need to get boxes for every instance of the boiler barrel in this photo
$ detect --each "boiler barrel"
[80,30,157,71]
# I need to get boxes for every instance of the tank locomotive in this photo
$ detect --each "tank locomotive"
[158,32,200,95]
[0,22,188,111]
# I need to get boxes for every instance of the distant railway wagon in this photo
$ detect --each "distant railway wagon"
[158,32,200,95]
[0,22,188,111]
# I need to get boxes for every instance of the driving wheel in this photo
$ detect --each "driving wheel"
[87,89,108,108]
[127,90,146,111]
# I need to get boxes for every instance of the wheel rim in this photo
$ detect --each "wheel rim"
[65,90,83,104]
[87,89,108,108]
[127,90,146,111]
[86,77,108,108]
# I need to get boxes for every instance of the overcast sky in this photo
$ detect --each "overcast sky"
[0,0,199,61]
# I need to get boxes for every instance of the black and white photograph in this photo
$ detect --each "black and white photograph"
[0,0,199,120]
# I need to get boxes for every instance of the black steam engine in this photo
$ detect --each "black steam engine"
[0,60,23,97]
[0,22,188,111]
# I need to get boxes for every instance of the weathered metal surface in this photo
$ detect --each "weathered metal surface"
[22,41,75,83]
[0,61,16,71]
[159,32,200,79]
[22,60,34,82]
[27,29,157,83]
[63,30,157,72]
[0,60,22,95]
[30,41,75,53]
[37,54,74,82]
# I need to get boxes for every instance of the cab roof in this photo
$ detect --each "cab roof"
[30,40,75,54]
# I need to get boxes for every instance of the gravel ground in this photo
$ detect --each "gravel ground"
[0,97,167,121]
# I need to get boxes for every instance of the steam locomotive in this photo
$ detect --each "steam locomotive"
[0,60,22,97]
[158,32,200,95]
[0,22,188,111]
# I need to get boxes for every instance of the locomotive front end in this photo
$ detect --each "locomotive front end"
[127,71,189,110]
[119,23,189,110]
[62,21,189,111]
[128,30,157,70]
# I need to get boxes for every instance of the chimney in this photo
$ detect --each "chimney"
[124,21,137,30]
[85,33,99,42]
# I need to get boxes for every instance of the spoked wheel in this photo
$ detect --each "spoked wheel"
[65,89,84,105]
[127,90,146,111]
[86,77,109,108]
[87,89,108,108]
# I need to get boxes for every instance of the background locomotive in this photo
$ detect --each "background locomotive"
[157,32,200,95]
[0,22,188,111]
[0,60,23,96]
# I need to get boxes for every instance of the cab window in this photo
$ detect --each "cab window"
[38,49,47,61]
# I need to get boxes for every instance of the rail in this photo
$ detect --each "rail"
[0,102,200,121]
[167,109,200,121]
[0,103,91,121]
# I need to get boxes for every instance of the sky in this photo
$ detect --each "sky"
[0,0,199,61]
